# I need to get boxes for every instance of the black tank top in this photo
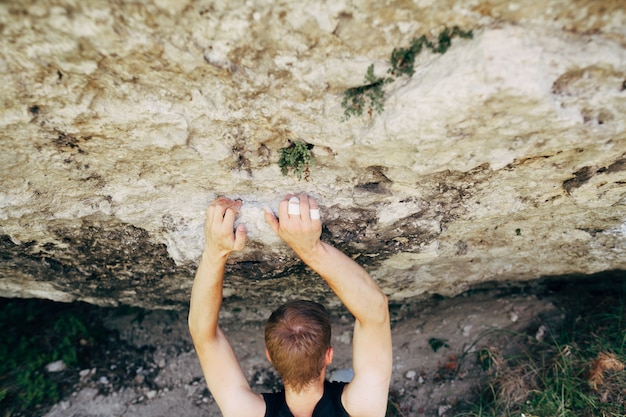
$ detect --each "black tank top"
[262,381,350,417]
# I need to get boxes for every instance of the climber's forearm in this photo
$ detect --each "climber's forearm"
[188,250,228,341]
[297,241,388,326]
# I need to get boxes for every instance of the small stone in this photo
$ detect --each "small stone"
[146,390,157,400]
[438,405,452,416]
[535,324,548,341]
[405,370,417,380]
[337,331,352,345]
[185,384,197,397]
[330,368,354,383]
[46,360,66,373]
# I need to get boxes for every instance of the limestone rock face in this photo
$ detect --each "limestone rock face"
[1,0,625,309]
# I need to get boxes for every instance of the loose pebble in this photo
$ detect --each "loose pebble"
[46,360,66,373]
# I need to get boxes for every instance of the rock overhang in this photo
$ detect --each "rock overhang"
[0,0,625,309]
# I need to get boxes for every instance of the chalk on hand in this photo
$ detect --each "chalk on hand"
[288,196,300,215]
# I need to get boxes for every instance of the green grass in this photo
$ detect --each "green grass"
[455,282,626,417]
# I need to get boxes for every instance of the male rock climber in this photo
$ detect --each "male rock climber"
[188,193,392,417]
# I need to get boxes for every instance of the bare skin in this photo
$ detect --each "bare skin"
[188,194,392,417]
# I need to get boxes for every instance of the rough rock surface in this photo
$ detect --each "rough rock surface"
[1,0,625,309]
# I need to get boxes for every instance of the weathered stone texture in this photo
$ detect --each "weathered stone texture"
[1,0,625,309]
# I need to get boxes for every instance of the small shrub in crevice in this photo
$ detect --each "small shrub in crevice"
[278,141,314,181]
[341,25,474,121]
[342,64,391,121]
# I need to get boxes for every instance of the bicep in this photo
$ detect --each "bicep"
[342,319,392,417]
[193,328,266,417]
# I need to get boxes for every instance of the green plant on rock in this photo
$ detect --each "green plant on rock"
[278,141,314,180]
[342,64,391,120]
[342,25,474,120]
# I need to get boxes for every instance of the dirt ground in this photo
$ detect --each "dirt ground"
[43,286,567,417]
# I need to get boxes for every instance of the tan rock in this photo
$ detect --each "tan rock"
[0,0,624,309]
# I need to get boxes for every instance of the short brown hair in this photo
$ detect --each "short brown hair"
[264,300,331,392]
